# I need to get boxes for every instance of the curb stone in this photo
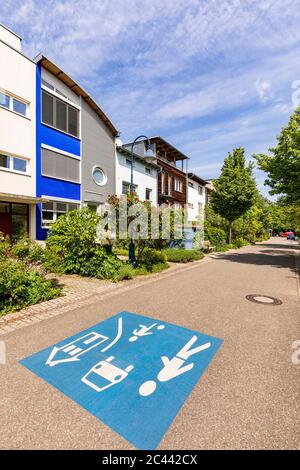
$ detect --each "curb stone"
[293,248,300,301]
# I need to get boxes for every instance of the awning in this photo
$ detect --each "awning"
[0,193,49,204]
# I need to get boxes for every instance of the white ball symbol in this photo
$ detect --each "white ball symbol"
[139,380,157,397]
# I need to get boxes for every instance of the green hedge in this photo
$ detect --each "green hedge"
[214,244,233,252]
[163,248,204,263]
[232,237,248,248]
[140,248,167,268]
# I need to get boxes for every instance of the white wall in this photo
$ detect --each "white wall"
[0,25,21,51]
[29,205,36,239]
[42,68,81,107]
[187,178,206,222]
[116,150,158,205]
[0,40,36,197]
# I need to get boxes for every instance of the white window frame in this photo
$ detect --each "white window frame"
[41,89,80,139]
[122,181,137,194]
[92,166,107,187]
[0,88,29,118]
[161,172,165,194]
[145,188,152,201]
[0,152,30,175]
[41,81,78,107]
[41,200,80,229]
[198,185,203,195]
[174,177,182,192]
[168,175,172,195]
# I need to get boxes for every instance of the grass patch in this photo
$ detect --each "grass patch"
[113,247,130,256]
[135,262,169,276]
[113,264,135,282]
[163,248,204,263]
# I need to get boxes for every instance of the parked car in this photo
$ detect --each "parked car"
[281,230,294,238]
[287,232,296,241]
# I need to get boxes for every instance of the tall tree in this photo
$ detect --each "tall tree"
[210,147,257,243]
[254,107,300,202]
[268,201,300,234]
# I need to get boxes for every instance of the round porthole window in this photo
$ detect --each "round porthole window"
[92,167,107,186]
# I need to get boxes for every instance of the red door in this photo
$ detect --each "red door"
[0,212,12,237]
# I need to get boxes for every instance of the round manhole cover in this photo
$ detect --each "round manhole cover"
[246,294,282,305]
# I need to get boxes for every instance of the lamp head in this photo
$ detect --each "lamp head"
[144,144,155,161]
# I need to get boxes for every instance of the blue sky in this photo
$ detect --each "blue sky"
[1,0,300,197]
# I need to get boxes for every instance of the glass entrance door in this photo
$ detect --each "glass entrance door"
[0,202,29,240]
[0,202,12,237]
[11,204,29,240]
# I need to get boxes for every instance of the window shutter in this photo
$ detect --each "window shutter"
[42,148,80,183]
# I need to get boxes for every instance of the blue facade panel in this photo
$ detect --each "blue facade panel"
[38,176,81,200]
[41,124,80,157]
[36,63,81,240]
[36,205,48,241]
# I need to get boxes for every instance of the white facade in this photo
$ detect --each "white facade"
[0,24,22,51]
[41,67,81,108]
[187,177,206,222]
[0,25,37,238]
[115,148,158,205]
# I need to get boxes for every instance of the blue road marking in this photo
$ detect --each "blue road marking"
[20,312,223,449]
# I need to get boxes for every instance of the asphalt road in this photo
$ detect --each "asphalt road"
[0,238,299,450]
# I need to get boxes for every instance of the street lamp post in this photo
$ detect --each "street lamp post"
[129,135,155,266]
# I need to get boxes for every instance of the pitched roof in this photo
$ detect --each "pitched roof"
[188,172,208,186]
[150,136,189,162]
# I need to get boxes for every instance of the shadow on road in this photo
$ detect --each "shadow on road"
[214,242,299,273]
[258,242,300,251]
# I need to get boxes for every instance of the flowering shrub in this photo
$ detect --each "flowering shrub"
[0,233,10,261]
[0,259,61,316]
[11,238,44,262]
[45,207,123,279]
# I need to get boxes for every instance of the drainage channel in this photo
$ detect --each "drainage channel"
[246,294,282,306]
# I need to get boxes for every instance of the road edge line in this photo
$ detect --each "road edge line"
[293,249,300,301]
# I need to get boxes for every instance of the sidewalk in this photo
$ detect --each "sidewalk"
[0,256,211,336]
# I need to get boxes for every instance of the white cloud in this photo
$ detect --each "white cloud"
[255,79,272,102]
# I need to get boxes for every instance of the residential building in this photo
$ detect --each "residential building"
[123,137,188,208]
[116,145,158,204]
[35,55,118,239]
[81,91,118,213]
[35,55,81,240]
[205,179,214,204]
[187,173,208,222]
[0,24,38,240]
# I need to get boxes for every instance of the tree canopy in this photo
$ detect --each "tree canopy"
[210,147,257,241]
[254,107,300,202]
